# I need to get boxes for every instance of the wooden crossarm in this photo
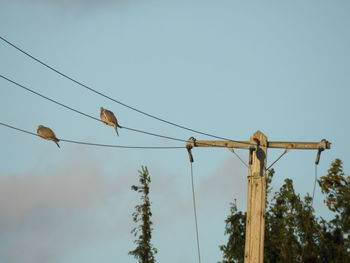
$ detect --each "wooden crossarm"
[188,139,331,150]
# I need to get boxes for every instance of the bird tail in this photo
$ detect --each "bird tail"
[115,126,119,136]
[54,139,60,148]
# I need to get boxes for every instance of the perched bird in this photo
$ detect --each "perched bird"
[37,125,60,148]
[100,107,122,135]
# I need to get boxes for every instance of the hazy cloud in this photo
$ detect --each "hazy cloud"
[0,150,248,263]
[148,156,247,228]
[0,151,132,263]
[198,156,247,207]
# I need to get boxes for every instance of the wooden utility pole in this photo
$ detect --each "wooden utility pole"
[186,130,331,263]
[244,131,267,263]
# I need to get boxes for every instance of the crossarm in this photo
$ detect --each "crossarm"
[188,139,331,150]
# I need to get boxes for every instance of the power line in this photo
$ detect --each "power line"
[190,162,202,263]
[0,35,251,145]
[0,74,242,148]
[122,126,186,143]
[311,164,318,207]
[0,74,101,122]
[301,164,319,263]
[0,121,185,149]
[0,74,186,143]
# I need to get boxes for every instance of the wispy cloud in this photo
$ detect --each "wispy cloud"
[0,151,132,263]
[149,156,247,228]
[0,150,248,263]
[198,156,247,207]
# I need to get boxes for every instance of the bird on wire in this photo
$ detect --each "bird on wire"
[37,125,60,148]
[100,107,122,135]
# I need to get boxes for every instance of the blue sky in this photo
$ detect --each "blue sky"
[0,1,349,262]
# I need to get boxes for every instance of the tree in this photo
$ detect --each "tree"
[219,159,350,263]
[218,199,246,263]
[218,169,273,263]
[264,175,325,263]
[317,158,350,262]
[265,178,303,263]
[318,159,350,231]
[129,166,157,263]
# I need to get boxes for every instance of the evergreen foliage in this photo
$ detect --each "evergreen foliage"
[218,200,245,263]
[219,159,350,262]
[129,166,157,263]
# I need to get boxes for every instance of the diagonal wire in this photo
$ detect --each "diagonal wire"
[301,164,319,262]
[0,74,101,122]
[0,74,187,143]
[266,149,289,171]
[228,148,248,168]
[311,164,318,207]
[0,121,185,149]
[190,162,202,263]
[0,35,255,146]
[0,74,242,148]
[122,126,186,143]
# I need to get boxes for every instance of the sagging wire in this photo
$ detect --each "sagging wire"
[0,35,254,146]
[0,74,187,143]
[311,164,318,208]
[0,74,245,148]
[186,139,202,263]
[311,139,328,207]
[300,139,330,263]
[0,121,185,149]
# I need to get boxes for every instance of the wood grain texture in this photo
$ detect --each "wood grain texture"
[244,131,267,263]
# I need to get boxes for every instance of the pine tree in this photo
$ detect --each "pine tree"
[129,166,157,263]
[317,158,350,262]
[218,199,245,263]
[318,159,350,227]
[219,159,350,262]
[218,169,273,263]
[265,178,304,262]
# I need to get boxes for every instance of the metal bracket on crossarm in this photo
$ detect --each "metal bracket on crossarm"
[315,139,331,165]
[186,137,196,163]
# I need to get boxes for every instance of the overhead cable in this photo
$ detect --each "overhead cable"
[0,35,252,145]
[311,164,318,208]
[0,74,100,123]
[0,74,186,143]
[0,121,185,149]
[0,74,238,148]
[189,162,202,263]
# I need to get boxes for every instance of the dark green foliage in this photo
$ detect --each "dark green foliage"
[219,159,350,263]
[129,166,157,263]
[218,200,246,263]
[318,159,350,231]
[317,159,350,262]
[265,178,303,263]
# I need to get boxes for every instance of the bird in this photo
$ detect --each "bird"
[37,125,60,148]
[100,107,122,135]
